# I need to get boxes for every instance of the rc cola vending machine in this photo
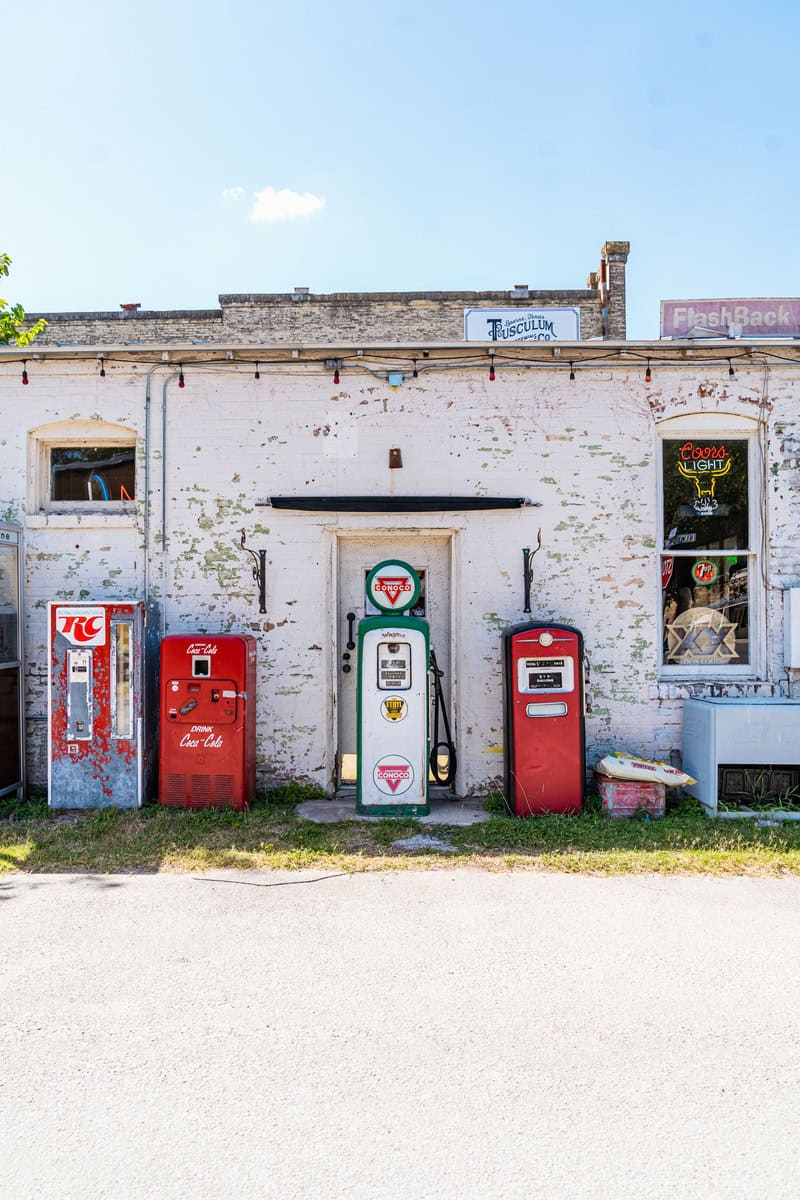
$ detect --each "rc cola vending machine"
[48,601,157,808]
[356,560,430,816]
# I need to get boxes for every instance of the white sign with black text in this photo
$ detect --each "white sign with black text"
[464,307,580,342]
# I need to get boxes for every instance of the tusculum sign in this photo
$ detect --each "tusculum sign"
[464,307,580,342]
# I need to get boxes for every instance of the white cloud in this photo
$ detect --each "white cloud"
[249,186,325,224]
[222,186,246,202]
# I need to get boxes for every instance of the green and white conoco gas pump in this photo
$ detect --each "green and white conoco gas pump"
[356,559,430,816]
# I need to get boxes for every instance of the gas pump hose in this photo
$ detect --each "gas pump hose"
[429,648,457,789]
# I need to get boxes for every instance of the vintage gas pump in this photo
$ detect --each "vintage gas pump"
[356,560,430,816]
[159,634,257,810]
[503,622,585,816]
[48,601,157,808]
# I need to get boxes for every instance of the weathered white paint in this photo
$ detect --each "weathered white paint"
[1,354,798,794]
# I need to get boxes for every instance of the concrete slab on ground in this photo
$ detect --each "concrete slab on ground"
[296,792,491,825]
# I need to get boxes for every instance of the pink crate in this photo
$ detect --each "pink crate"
[594,773,666,818]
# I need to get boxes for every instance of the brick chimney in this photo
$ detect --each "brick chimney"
[594,241,630,339]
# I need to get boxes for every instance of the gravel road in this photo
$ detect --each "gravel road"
[2,870,799,1199]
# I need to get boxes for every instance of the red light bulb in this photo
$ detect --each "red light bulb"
[21,366,28,385]
[178,368,185,388]
[489,363,495,382]
[333,368,340,384]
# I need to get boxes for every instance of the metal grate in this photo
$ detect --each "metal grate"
[165,773,186,804]
[214,775,234,802]
[718,764,800,807]
[190,774,212,806]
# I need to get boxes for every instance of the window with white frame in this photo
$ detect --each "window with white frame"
[28,421,137,514]
[658,415,762,676]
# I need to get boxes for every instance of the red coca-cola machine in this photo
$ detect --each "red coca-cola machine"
[503,622,585,816]
[159,634,257,810]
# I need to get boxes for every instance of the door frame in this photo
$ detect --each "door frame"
[326,526,462,794]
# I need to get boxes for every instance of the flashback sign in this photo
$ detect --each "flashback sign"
[366,560,421,614]
[661,299,800,339]
[464,307,580,342]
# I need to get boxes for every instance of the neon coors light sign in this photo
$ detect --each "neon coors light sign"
[676,442,731,516]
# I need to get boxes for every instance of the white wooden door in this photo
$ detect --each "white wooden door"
[336,535,452,786]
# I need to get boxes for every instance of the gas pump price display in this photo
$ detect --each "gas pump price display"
[517,656,575,695]
[377,641,411,690]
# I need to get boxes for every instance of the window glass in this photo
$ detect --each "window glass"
[50,447,135,502]
[661,554,749,666]
[0,545,19,663]
[662,439,748,551]
[112,622,133,739]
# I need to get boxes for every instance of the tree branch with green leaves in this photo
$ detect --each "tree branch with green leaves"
[0,253,47,346]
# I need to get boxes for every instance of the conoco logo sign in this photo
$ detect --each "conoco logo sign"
[373,756,414,795]
[373,577,412,606]
[55,608,107,645]
[367,559,420,614]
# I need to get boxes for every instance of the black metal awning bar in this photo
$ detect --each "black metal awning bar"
[260,496,538,513]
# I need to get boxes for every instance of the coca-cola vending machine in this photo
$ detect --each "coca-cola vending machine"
[48,601,158,808]
[159,634,257,810]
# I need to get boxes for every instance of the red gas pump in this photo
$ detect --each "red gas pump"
[503,622,585,816]
[159,634,257,810]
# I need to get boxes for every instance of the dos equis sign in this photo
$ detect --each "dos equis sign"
[366,560,421,614]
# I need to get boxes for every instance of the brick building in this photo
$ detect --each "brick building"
[3,239,800,798]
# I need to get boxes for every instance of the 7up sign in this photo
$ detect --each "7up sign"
[366,560,421,614]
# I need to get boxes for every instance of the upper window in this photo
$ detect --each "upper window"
[28,421,136,515]
[50,446,135,503]
[659,422,760,676]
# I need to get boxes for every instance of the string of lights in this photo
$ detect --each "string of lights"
[1,344,798,387]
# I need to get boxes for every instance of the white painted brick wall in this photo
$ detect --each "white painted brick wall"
[2,357,797,793]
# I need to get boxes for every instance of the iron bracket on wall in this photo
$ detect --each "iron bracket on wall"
[240,530,267,614]
[522,529,542,614]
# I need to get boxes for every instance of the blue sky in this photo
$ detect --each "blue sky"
[3,0,798,338]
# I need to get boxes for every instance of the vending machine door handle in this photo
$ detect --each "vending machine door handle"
[346,612,356,651]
